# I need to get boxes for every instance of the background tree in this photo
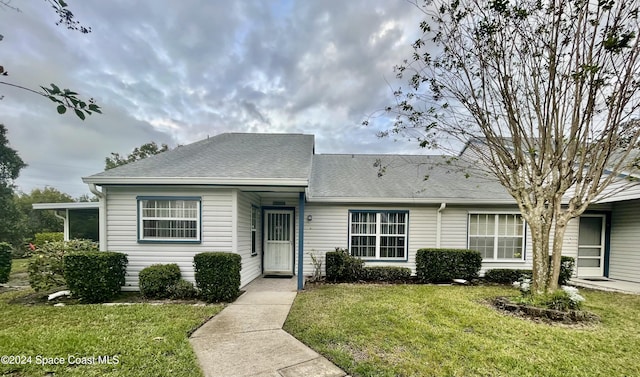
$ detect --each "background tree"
[0,124,27,246]
[105,142,170,170]
[385,0,640,294]
[15,187,74,239]
[0,0,101,119]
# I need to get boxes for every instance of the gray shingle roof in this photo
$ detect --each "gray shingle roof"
[308,154,514,203]
[83,133,314,185]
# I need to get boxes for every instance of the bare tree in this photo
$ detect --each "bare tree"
[384,0,640,294]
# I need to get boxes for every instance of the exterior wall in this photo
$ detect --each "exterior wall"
[303,203,438,275]
[236,191,262,287]
[609,199,640,283]
[104,186,234,290]
[302,203,545,277]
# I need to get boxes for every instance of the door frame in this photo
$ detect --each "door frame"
[576,213,610,278]
[262,207,295,275]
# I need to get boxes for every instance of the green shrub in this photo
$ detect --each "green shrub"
[168,279,198,300]
[416,248,482,283]
[194,252,241,302]
[485,269,532,284]
[28,239,98,291]
[34,232,64,245]
[559,256,575,285]
[325,248,364,282]
[64,251,128,303]
[0,242,12,284]
[139,264,182,299]
[361,266,411,282]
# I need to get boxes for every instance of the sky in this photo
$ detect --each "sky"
[1,0,433,198]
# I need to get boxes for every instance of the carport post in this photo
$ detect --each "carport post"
[297,191,304,290]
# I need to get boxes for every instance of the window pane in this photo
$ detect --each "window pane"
[579,217,603,245]
[497,237,523,259]
[469,236,494,259]
[351,236,376,257]
[380,236,405,258]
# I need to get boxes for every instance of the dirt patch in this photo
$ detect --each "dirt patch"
[490,297,600,327]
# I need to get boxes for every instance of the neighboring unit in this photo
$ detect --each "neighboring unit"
[78,133,640,290]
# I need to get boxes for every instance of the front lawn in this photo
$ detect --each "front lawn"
[0,288,222,377]
[284,284,640,377]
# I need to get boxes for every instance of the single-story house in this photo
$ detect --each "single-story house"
[80,133,640,290]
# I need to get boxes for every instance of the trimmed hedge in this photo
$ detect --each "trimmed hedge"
[194,252,241,302]
[361,266,411,282]
[485,269,532,284]
[0,242,12,284]
[64,252,128,303]
[325,248,364,282]
[139,264,182,299]
[416,248,482,283]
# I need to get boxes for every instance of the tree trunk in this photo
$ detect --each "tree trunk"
[547,217,569,291]
[526,212,554,294]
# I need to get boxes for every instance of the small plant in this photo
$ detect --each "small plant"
[512,276,585,311]
[308,251,324,282]
[139,264,182,299]
[28,239,98,291]
[168,279,198,300]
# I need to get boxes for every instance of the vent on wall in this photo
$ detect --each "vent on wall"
[272,201,286,206]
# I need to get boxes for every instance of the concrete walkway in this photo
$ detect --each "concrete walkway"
[570,278,640,295]
[189,277,347,377]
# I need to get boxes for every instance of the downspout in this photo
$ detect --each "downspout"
[53,210,69,241]
[88,183,107,251]
[436,203,447,248]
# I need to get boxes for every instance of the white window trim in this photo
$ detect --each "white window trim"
[138,197,201,243]
[348,211,408,261]
[467,212,525,262]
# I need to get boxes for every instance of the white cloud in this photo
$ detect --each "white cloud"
[1,0,430,197]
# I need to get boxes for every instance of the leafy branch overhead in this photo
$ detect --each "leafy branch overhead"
[0,0,100,120]
[41,84,101,120]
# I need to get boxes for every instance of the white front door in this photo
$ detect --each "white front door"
[264,209,294,275]
[577,215,606,278]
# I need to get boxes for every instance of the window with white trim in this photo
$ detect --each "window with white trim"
[349,211,408,260]
[468,213,524,260]
[138,198,201,242]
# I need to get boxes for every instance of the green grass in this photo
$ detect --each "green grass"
[9,258,31,275]
[284,284,640,377]
[0,288,223,377]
